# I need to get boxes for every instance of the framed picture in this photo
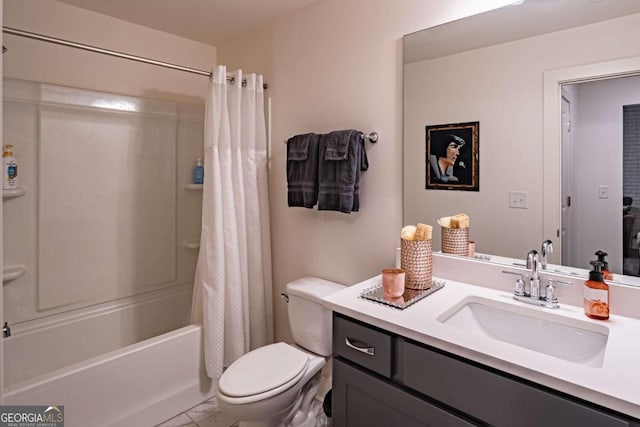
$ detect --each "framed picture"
[425,121,479,191]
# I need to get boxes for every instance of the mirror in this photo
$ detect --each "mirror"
[403,0,640,286]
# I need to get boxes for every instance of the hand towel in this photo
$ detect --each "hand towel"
[287,133,319,208]
[318,130,368,213]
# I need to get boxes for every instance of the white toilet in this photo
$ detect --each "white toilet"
[217,277,345,427]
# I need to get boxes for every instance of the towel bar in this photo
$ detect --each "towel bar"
[285,131,378,144]
[362,132,378,143]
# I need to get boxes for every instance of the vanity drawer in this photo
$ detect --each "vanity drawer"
[333,314,393,378]
[403,341,630,427]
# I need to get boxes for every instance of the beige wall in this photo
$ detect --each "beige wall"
[218,0,519,343]
[3,0,216,103]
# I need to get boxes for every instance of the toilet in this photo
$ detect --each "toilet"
[216,277,345,427]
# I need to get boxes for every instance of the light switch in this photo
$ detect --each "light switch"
[509,191,528,209]
[598,185,609,199]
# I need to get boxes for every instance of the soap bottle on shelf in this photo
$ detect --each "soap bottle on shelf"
[595,250,613,281]
[584,260,609,320]
[192,158,204,185]
[2,144,18,190]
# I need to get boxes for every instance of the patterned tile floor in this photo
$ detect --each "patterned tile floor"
[156,396,329,427]
[156,375,331,427]
[155,398,238,427]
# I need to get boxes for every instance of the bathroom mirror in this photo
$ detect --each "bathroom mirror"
[403,0,640,286]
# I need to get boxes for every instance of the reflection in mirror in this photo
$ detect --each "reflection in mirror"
[560,76,640,277]
[403,0,640,286]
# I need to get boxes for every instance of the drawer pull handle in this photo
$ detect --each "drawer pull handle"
[345,337,375,356]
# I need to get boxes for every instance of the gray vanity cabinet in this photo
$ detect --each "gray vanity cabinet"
[333,359,475,427]
[332,313,639,427]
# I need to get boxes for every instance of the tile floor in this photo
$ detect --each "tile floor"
[155,398,238,427]
[156,395,329,427]
[157,374,331,427]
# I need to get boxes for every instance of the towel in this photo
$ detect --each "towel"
[287,133,320,208]
[318,129,368,213]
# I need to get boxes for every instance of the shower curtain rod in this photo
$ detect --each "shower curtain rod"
[2,26,268,89]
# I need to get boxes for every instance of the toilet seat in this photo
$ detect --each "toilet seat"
[218,343,310,403]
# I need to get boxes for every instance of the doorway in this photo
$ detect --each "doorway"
[560,76,640,275]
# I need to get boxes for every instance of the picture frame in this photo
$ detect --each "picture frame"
[425,121,479,191]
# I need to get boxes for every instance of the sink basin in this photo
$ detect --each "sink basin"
[437,296,609,367]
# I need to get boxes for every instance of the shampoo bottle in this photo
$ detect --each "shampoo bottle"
[595,250,613,281]
[192,158,204,185]
[2,144,18,190]
[584,260,609,320]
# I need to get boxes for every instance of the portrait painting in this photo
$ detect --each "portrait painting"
[425,121,479,191]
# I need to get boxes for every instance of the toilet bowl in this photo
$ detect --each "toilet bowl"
[216,277,345,427]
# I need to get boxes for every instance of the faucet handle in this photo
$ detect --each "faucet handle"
[502,270,526,296]
[542,278,572,306]
[543,278,572,287]
[544,282,558,306]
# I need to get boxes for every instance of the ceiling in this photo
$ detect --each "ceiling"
[55,0,319,46]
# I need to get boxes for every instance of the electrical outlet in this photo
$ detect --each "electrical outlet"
[509,191,527,209]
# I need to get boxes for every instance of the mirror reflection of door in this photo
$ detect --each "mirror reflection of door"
[561,75,640,276]
[561,93,573,266]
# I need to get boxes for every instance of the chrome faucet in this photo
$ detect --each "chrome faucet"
[501,249,572,309]
[541,240,553,270]
[527,249,541,298]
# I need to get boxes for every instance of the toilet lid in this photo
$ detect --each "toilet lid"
[219,342,309,398]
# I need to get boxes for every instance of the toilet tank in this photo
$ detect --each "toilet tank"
[286,277,345,356]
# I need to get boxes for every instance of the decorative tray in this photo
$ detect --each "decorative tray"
[359,280,445,310]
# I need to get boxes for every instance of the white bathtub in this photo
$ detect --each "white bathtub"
[3,284,216,426]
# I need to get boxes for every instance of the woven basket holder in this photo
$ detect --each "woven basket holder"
[441,227,469,256]
[400,239,433,290]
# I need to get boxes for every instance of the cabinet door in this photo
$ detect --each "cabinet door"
[333,359,477,427]
[403,341,631,427]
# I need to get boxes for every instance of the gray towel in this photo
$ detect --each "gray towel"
[287,133,319,208]
[318,130,368,213]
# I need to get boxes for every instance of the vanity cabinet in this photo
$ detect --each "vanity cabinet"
[332,313,639,427]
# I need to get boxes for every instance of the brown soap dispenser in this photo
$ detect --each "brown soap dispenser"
[584,260,609,320]
[595,250,613,281]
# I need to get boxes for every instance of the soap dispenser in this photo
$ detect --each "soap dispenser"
[2,144,18,189]
[192,158,204,185]
[584,260,609,320]
[595,250,613,281]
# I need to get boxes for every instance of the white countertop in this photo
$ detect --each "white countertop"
[322,275,640,418]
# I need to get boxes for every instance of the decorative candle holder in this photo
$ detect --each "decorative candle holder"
[381,268,405,298]
[468,241,476,258]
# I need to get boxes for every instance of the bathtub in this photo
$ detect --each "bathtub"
[3,284,216,426]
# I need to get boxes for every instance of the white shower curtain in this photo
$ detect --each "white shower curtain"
[192,65,274,379]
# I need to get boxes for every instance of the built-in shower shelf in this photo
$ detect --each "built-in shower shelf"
[3,265,26,283]
[184,184,203,191]
[181,240,200,250]
[2,186,26,200]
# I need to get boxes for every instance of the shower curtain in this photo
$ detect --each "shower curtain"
[192,65,274,380]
